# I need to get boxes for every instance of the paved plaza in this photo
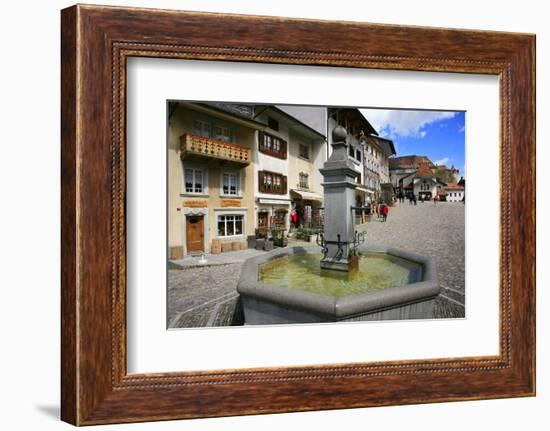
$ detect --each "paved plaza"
[168,202,465,328]
[359,202,465,318]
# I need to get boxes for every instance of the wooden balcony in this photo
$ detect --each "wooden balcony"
[180,133,251,166]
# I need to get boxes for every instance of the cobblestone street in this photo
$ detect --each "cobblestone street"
[168,263,244,328]
[168,202,465,328]
[359,202,465,318]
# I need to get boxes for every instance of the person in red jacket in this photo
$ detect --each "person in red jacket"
[381,203,389,222]
[290,205,299,227]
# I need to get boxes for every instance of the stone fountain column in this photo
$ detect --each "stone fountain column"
[319,125,360,271]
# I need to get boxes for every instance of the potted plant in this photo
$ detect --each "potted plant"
[271,227,288,248]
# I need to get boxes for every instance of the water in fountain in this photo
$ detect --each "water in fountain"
[259,252,422,297]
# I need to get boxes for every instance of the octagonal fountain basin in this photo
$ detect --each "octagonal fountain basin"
[237,246,440,325]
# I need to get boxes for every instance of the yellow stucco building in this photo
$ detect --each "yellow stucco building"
[168,102,328,259]
[168,102,262,259]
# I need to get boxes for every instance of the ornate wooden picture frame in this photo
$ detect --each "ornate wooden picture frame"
[61,4,535,425]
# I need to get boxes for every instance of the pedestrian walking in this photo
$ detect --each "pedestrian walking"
[433,194,439,206]
[381,203,389,222]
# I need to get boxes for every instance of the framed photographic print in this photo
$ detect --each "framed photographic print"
[61,4,536,425]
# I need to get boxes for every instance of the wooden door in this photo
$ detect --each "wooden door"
[186,216,204,253]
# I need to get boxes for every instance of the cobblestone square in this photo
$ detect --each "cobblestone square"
[168,201,465,328]
[360,201,465,318]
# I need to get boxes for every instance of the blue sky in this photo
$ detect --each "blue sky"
[360,109,466,178]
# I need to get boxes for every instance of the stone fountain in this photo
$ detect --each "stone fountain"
[237,126,441,325]
[318,125,363,272]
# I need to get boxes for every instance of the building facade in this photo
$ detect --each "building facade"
[168,102,261,259]
[168,102,328,259]
[365,135,396,203]
[253,106,326,233]
[390,155,464,202]
[404,162,447,201]
[389,155,435,195]
[327,108,377,209]
[444,183,465,202]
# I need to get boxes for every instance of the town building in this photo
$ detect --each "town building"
[365,135,396,203]
[389,155,463,202]
[168,102,261,259]
[327,108,378,209]
[253,106,326,233]
[444,182,465,202]
[403,161,446,201]
[167,102,328,259]
[389,155,435,196]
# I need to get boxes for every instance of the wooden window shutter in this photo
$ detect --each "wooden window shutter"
[258,131,264,150]
[281,139,287,159]
[259,171,265,193]
[282,175,287,194]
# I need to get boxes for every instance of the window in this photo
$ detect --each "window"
[268,117,279,131]
[299,144,310,160]
[299,172,309,189]
[258,132,287,159]
[217,215,243,237]
[184,167,204,193]
[259,171,287,194]
[222,171,239,196]
[214,126,232,142]
[193,120,211,137]
[348,143,361,163]
[274,175,281,190]
[273,138,281,153]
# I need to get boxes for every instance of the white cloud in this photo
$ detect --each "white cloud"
[459,125,465,132]
[434,157,450,166]
[360,109,457,138]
